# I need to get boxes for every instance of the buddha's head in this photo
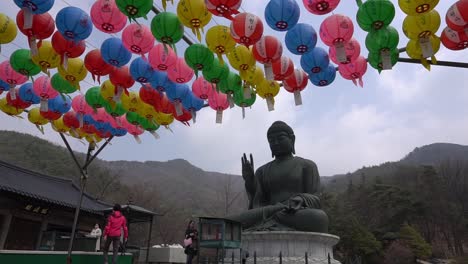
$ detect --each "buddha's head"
[267,121,295,158]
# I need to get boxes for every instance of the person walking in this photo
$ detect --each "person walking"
[184,220,198,264]
[103,204,128,264]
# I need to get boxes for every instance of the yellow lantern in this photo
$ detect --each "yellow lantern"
[406,36,440,70]
[227,45,256,71]
[28,107,48,133]
[0,98,23,116]
[240,65,265,88]
[51,117,70,133]
[154,111,174,127]
[85,134,102,144]
[121,91,142,112]
[31,41,60,73]
[206,25,236,64]
[161,0,174,10]
[177,0,212,41]
[0,14,17,51]
[256,79,280,112]
[399,0,439,16]
[137,101,158,121]
[403,10,441,40]
[58,57,88,89]
[100,80,117,104]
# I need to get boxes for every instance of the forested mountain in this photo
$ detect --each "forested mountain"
[0,130,467,263]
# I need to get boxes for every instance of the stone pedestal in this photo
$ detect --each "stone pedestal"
[231,231,341,264]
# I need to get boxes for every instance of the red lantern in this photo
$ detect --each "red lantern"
[63,111,80,129]
[174,108,192,125]
[122,24,155,58]
[329,37,360,64]
[192,76,215,99]
[148,44,177,71]
[441,27,468,50]
[40,110,62,121]
[51,31,86,68]
[271,56,295,81]
[154,93,175,114]
[283,68,308,106]
[303,0,340,15]
[91,0,127,33]
[230,13,264,47]
[320,14,354,46]
[205,0,242,20]
[6,90,31,109]
[84,49,115,83]
[109,65,135,99]
[168,57,194,84]
[252,35,283,80]
[16,10,55,55]
[139,85,160,107]
[338,56,367,87]
[446,0,468,31]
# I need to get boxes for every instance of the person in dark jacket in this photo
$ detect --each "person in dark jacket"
[103,204,128,264]
[184,220,198,264]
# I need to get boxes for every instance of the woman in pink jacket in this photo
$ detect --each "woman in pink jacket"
[103,204,128,264]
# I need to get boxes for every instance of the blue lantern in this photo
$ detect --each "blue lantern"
[56,7,93,41]
[101,38,132,68]
[83,114,96,126]
[150,70,175,93]
[111,127,127,137]
[130,57,156,84]
[265,0,300,31]
[0,79,10,93]
[94,121,112,133]
[14,0,54,14]
[48,95,72,114]
[285,23,317,55]
[166,83,190,116]
[182,93,204,112]
[18,83,40,104]
[309,64,336,87]
[300,47,330,74]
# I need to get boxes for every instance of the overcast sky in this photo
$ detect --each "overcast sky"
[1,0,468,176]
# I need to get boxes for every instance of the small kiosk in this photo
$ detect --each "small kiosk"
[197,217,242,264]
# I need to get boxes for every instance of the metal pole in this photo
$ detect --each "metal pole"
[83,136,114,171]
[145,216,154,264]
[397,57,468,69]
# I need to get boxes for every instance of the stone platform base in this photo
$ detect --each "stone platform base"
[225,231,341,264]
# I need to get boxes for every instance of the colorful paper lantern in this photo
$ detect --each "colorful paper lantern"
[403,10,441,40]
[154,111,174,127]
[0,61,28,100]
[109,65,135,99]
[233,88,256,118]
[56,7,93,41]
[205,0,242,20]
[230,13,264,46]
[58,57,88,88]
[177,0,212,41]
[51,116,71,133]
[6,89,31,109]
[446,0,468,31]
[139,84,160,106]
[0,14,18,52]
[399,0,439,16]
[330,37,361,64]
[0,97,23,116]
[16,10,54,55]
[85,86,107,110]
[239,65,265,89]
[166,83,190,116]
[149,43,177,71]
[120,91,142,113]
[192,76,214,99]
[84,49,115,83]
[9,49,41,78]
[18,82,40,104]
[300,47,330,74]
[116,0,153,21]
[252,35,283,80]
[51,31,86,69]
[31,40,61,73]
[0,79,9,94]
[265,0,300,31]
[368,48,399,72]
[338,56,367,87]
[101,37,132,67]
[356,0,395,32]
[202,57,230,84]
[271,56,294,81]
[208,91,229,123]
[104,101,127,117]
[320,14,354,61]
[256,79,280,111]
[150,70,175,93]
[283,69,308,106]
[91,0,127,33]
[168,57,195,84]
[130,57,156,84]
[154,93,175,114]
[406,36,440,70]
[227,45,256,71]
[218,71,242,107]
[122,24,155,57]
[365,26,399,52]
[72,95,93,127]
[14,0,54,29]
[51,73,77,94]
[303,0,340,15]
[28,107,49,127]
[48,95,72,114]
[441,26,468,50]
[285,23,317,55]
[184,44,215,76]
[151,12,184,51]
[182,93,204,122]
[206,25,236,63]
[33,76,58,111]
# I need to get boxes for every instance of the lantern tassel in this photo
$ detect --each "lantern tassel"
[174,101,183,116]
[420,58,431,71]
[133,135,142,144]
[114,86,124,102]
[165,125,173,133]
[10,86,16,100]
[162,0,168,10]
[217,53,225,65]
[40,99,48,112]
[29,37,38,56]
[150,131,160,140]
[264,64,274,80]
[63,53,69,71]
[243,82,252,99]
[191,109,197,123]
[355,0,363,7]
[242,106,246,119]
[35,124,45,134]
[266,96,275,112]
[0,44,2,54]
[293,90,303,106]
[228,93,235,108]
[91,73,96,82]
[78,113,84,128]
[216,110,223,124]
[358,77,364,88]
[23,7,33,30]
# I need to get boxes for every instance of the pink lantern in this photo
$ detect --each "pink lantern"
[303,0,340,15]
[271,56,295,81]
[121,114,144,143]
[192,76,215,99]
[208,91,229,124]
[72,94,93,127]
[148,44,177,71]
[329,38,360,64]
[283,68,308,105]
[0,61,28,101]
[338,56,367,87]
[122,24,155,58]
[91,0,127,33]
[33,76,59,112]
[168,57,195,84]
[320,14,354,62]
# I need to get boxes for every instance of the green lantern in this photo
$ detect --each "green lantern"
[234,88,256,119]
[218,71,242,107]
[104,101,127,117]
[365,26,399,53]
[357,0,395,32]
[85,86,106,109]
[10,49,41,78]
[202,57,229,86]
[368,48,399,72]
[116,0,153,21]
[184,44,214,77]
[151,12,184,51]
[126,111,145,126]
[51,73,77,94]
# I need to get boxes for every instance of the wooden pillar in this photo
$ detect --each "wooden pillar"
[35,216,49,250]
[0,214,13,249]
